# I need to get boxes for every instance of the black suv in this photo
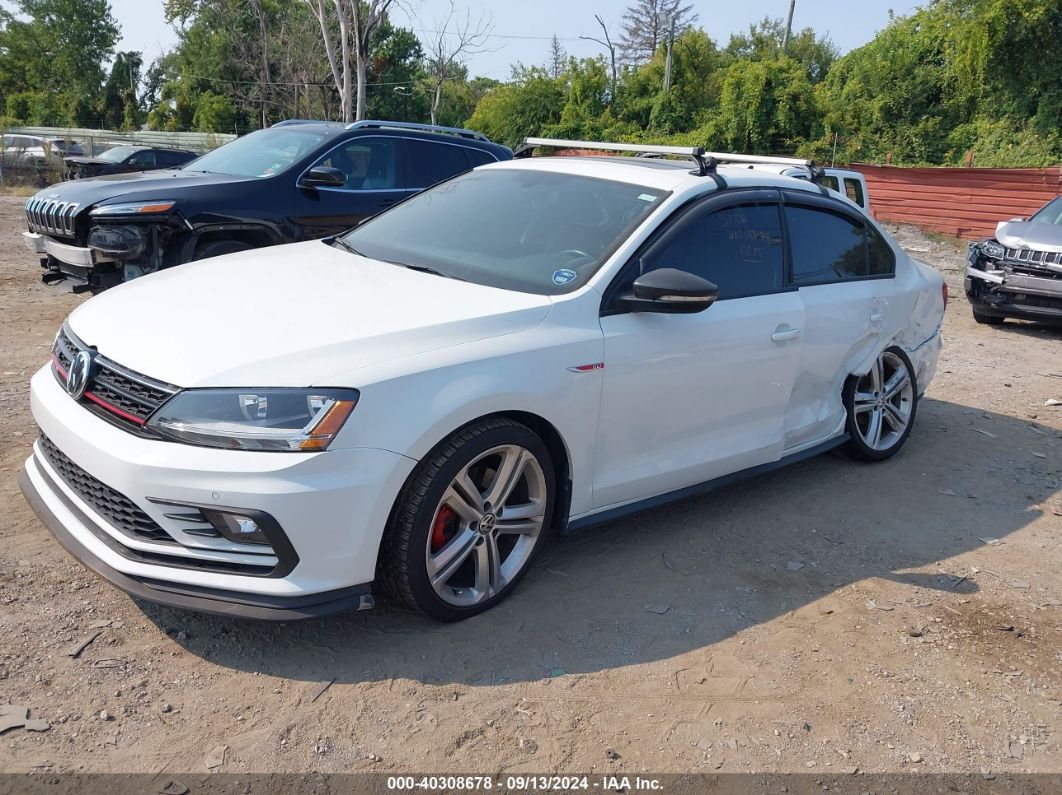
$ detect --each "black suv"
[23,120,512,290]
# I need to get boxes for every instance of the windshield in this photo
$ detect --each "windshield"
[183,128,327,177]
[338,168,668,294]
[1030,196,1062,226]
[98,145,137,162]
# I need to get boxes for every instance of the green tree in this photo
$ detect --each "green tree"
[0,0,120,125]
[713,57,818,153]
[465,67,565,148]
[100,51,143,130]
[725,17,838,83]
[617,28,724,132]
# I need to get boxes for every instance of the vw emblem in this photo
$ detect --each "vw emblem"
[66,350,96,400]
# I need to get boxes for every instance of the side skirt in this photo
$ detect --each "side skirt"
[565,434,848,533]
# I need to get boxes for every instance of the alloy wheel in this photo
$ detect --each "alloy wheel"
[851,349,915,451]
[424,444,547,607]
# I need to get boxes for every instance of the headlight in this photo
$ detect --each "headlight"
[146,388,359,451]
[90,201,176,217]
[980,240,1005,259]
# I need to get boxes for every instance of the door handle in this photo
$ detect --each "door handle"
[870,311,885,322]
[771,327,802,342]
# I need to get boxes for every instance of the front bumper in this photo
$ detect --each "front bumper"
[24,231,120,289]
[23,231,113,268]
[965,248,1062,322]
[23,365,417,618]
[19,468,373,620]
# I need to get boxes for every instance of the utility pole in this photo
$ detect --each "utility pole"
[663,15,676,91]
[782,0,796,51]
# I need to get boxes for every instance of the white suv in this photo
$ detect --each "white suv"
[20,139,945,622]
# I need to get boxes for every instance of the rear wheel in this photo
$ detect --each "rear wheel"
[972,306,1005,325]
[192,238,252,261]
[842,346,918,462]
[378,417,555,622]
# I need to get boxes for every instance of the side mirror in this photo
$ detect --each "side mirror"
[620,268,719,314]
[299,166,346,189]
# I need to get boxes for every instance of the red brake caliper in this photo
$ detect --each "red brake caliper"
[431,505,458,552]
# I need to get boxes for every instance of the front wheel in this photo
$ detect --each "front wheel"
[378,417,555,621]
[842,346,918,462]
[192,238,252,261]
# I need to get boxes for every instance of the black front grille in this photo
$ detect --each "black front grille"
[91,365,174,422]
[52,326,178,429]
[38,433,175,544]
[1008,292,1062,310]
[26,197,80,238]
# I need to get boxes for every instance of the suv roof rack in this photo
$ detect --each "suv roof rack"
[346,120,492,142]
[514,137,825,183]
[271,119,342,128]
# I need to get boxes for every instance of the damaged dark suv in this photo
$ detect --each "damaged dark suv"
[22,120,510,291]
[966,195,1062,325]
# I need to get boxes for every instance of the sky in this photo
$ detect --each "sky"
[107,0,925,78]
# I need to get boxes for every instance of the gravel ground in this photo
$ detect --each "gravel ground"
[0,197,1060,777]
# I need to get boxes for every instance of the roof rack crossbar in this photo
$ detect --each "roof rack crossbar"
[271,119,332,127]
[346,119,491,142]
[703,151,812,167]
[704,151,826,184]
[515,137,712,175]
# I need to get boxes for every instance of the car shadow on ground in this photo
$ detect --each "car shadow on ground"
[979,319,1062,339]
[141,397,1058,686]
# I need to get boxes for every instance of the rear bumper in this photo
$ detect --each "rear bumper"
[18,467,374,620]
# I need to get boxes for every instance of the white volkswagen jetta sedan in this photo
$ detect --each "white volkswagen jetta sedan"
[19,140,945,622]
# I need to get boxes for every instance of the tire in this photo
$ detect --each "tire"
[842,345,918,462]
[192,239,252,262]
[377,417,555,622]
[972,306,1005,325]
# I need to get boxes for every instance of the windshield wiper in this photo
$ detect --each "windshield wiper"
[401,263,465,282]
[331,238,364,256]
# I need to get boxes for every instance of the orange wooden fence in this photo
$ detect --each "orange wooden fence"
[852,164,1061,240]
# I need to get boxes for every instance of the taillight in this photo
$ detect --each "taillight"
[942,282,949,310]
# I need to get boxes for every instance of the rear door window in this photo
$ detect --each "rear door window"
[867,224,896,276]
[405,139,471,188]
[466,148,499,167]
[786,205,868,284]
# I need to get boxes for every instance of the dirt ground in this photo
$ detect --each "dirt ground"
[0,195,1060,778]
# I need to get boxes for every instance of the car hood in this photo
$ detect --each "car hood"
[66,240,552,388]
[31,169,257,209]
[995,219,1062,253]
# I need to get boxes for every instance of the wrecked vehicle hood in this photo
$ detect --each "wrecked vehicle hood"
[995,219,1062,253]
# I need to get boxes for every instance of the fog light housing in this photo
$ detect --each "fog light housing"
[207,512,270,546]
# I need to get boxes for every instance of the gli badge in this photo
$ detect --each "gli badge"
[552,268,577,286]
[66,350,97,400]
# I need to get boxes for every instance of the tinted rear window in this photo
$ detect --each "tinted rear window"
[786,205,867,283]
[406,139,471,187]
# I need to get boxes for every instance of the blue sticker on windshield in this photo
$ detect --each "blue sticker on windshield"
[552,269,577,286]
